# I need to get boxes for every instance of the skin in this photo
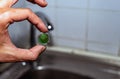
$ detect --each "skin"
[0,0,48,62]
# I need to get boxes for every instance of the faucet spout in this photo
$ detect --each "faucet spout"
[29,12,54,68]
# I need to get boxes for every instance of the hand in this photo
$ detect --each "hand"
[0,0,48,62]
[27,0,47,7]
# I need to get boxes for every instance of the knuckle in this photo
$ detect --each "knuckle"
[0,9,13,23]
[25,8,32,14]
[2,10,11,18]
[30,55,38,61]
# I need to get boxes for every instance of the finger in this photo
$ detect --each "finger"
[0,45,46,62]
[0,0,18,8]
[9,8,48,32]
[27,0,48,7]
[0,29,46,62]
[12,0,19,6]
[16,45,46,61]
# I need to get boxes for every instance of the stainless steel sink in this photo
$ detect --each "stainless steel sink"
[17,50,94,79]
[19,68,92,79]
[17,50,119,79]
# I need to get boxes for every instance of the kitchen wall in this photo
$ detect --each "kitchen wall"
[6,1,120,79]
[11,0,119,56]
[9,0,120,56]
[9,0,30,48]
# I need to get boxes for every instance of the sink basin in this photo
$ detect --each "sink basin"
[18,50,94,79]
[18,68,93,79]
[18,50,118,79]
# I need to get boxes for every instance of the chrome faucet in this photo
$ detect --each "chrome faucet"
[26,12,54,68]
[30,12,54,47]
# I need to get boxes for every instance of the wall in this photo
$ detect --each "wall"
[25,0,120,56]
[6,1,120,79]
[9,1,30,48]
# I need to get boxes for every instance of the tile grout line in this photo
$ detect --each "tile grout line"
[117,41,120,56]
[84,0,90,51]
[54,0,59,42]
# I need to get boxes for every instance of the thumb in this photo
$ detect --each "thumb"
[0,0,18,8]
[0,45,46,62]
[16,45,46,61]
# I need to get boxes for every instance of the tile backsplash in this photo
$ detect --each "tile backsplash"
[9,0,30,48]
[24,0,120,56]
[89,0,120,11]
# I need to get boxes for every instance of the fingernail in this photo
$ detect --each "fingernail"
[42,0,48,5]
[42,46,46,52]
[39,23,48,33]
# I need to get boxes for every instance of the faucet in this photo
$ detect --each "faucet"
[27,12,54,68]
[30,12,54,47]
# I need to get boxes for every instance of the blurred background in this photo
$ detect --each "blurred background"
[9,0,120,56]
[0,0,120,79]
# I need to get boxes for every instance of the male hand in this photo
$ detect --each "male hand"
[0,0,48,62]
